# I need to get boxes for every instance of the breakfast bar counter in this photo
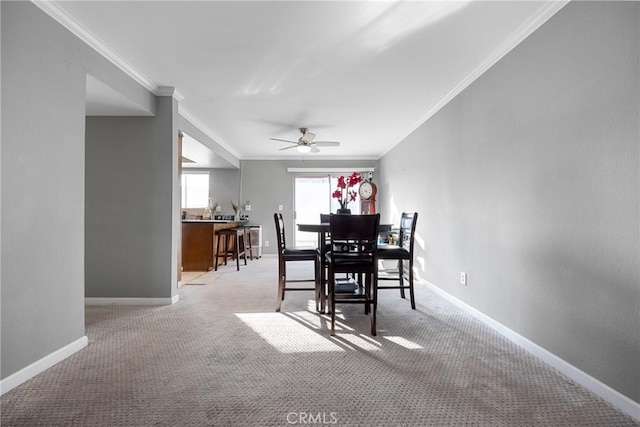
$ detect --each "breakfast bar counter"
[181,220,247,271]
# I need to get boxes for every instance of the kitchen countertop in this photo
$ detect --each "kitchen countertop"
[182,219,249,223]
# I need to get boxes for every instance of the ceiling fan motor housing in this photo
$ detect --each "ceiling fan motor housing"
[299,128,315,144]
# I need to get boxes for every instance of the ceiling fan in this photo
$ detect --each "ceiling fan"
[269,128,340,153]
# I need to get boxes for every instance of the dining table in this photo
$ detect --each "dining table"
[297,221,394,312]
[297,222,393,250]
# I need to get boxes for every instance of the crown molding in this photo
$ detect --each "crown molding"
[32,0,158,94]
[157,86,185,101]
[32,1,238,162]
[380,0,570,158]
[286,167,375,173]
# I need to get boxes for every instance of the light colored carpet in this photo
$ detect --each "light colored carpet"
[1,256,637,426]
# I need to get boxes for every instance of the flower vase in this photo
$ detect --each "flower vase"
[337,208,351,214]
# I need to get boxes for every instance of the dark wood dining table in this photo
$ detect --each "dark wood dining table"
[297,221,394,312]
[297,222,393,249]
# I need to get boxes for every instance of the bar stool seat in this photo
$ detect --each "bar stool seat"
[215,228,248,271]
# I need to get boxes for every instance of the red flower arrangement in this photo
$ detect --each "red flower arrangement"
[332,172,363,209]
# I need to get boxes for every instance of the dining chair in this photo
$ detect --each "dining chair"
[325,213,380,336]
[318,213,358,312]
[274,213,320,312]
[377,212,418,309]
[319,214,332,258]
[315,214,332,312]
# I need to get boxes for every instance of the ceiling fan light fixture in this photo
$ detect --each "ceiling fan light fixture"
[297,144,312,153]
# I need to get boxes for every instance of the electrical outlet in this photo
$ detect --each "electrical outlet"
[460,272,467,286]
[215,205,221,212]
[278,205,283,211]
[264,240,269,247]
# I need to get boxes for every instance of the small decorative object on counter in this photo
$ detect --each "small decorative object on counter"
[204,198,218,220]
[231,200,241,220]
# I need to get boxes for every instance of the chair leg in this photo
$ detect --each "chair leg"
[245,229,253,260]
[398,259,406,299]
[370,272,378,336]
[242,233,248,265]
[276,261,285,312]
[281,262,286,301]
[408,260,416,309]
[234,234,241,271]
[214,234,222,271]
[223,236,229,266]
[329,267,336,336]
[315,256,324,313]
[364,285,369,315]
[322,262,329,314]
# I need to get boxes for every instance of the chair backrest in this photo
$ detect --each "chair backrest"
[320,214,332,245]
[329,214,380,261]
[274,212,287,253]
[398,212,418,253]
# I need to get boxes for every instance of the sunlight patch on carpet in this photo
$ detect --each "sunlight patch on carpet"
[383,336,423,349]
[236,312,345,353]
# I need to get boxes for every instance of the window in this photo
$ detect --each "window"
[293,173,362,246]
[294,175,331,246]
[181,171,209,208]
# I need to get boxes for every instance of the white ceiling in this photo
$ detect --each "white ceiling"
[52,1,566,162]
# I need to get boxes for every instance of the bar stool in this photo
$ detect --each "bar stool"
[241,226,254,260]
[215,228,247,271]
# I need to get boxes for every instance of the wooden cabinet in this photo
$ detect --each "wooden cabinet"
[181,221,240,271]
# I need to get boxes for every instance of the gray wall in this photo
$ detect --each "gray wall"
[1,2,87,378]
[379,2,639,402]
[1,1,176,380]
[210,168,241,215]
[240,159,379,255]
[85,96,179,299]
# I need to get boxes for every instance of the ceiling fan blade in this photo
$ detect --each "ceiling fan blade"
[278,145,297,151]
[311,145,320,153]
[269,137,297,144]
[314,141,340,147]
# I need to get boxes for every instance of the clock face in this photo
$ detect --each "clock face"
[359,182,373,199]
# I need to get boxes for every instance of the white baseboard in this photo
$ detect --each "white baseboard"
[85,294,180,306]
[2,294,180,396]
[422,280,640,421]
[1,336,88,396]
